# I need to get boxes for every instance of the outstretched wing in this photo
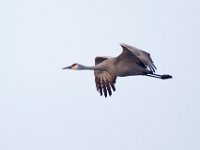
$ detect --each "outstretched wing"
[120,43,157,72]
[94,57,117,97]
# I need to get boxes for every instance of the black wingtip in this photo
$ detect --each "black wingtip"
[161,74,173,79]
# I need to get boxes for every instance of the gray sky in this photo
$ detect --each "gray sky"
[0,0,200,150]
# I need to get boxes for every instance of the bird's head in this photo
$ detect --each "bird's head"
[62,63,82,70]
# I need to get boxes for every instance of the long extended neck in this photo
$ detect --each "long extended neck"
[79,64,107,71]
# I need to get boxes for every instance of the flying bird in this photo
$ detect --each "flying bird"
[63,43,172,97]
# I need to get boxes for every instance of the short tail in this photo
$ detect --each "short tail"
[146,73,172,80]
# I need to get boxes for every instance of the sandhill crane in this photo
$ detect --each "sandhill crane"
[63,43,172,97]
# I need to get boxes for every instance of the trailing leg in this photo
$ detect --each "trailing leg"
[146,73,172,80]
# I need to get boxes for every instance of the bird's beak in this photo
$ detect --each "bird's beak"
[62,66,71,70]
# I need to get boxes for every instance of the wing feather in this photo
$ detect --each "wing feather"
[120,43,157,73]
[94,57,117,97]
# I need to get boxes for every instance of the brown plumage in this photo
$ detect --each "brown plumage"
[63,43,172,97]
[94,57,116,97]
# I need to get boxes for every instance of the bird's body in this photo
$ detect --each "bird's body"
[63,43,172,97]
[94,57,149,77]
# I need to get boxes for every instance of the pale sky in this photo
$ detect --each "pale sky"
[0,0,200,150]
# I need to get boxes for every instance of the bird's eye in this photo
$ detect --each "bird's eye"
[72,64,78,69]
[71,63,76,67]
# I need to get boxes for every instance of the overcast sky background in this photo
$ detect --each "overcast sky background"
[0,0,200,150]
